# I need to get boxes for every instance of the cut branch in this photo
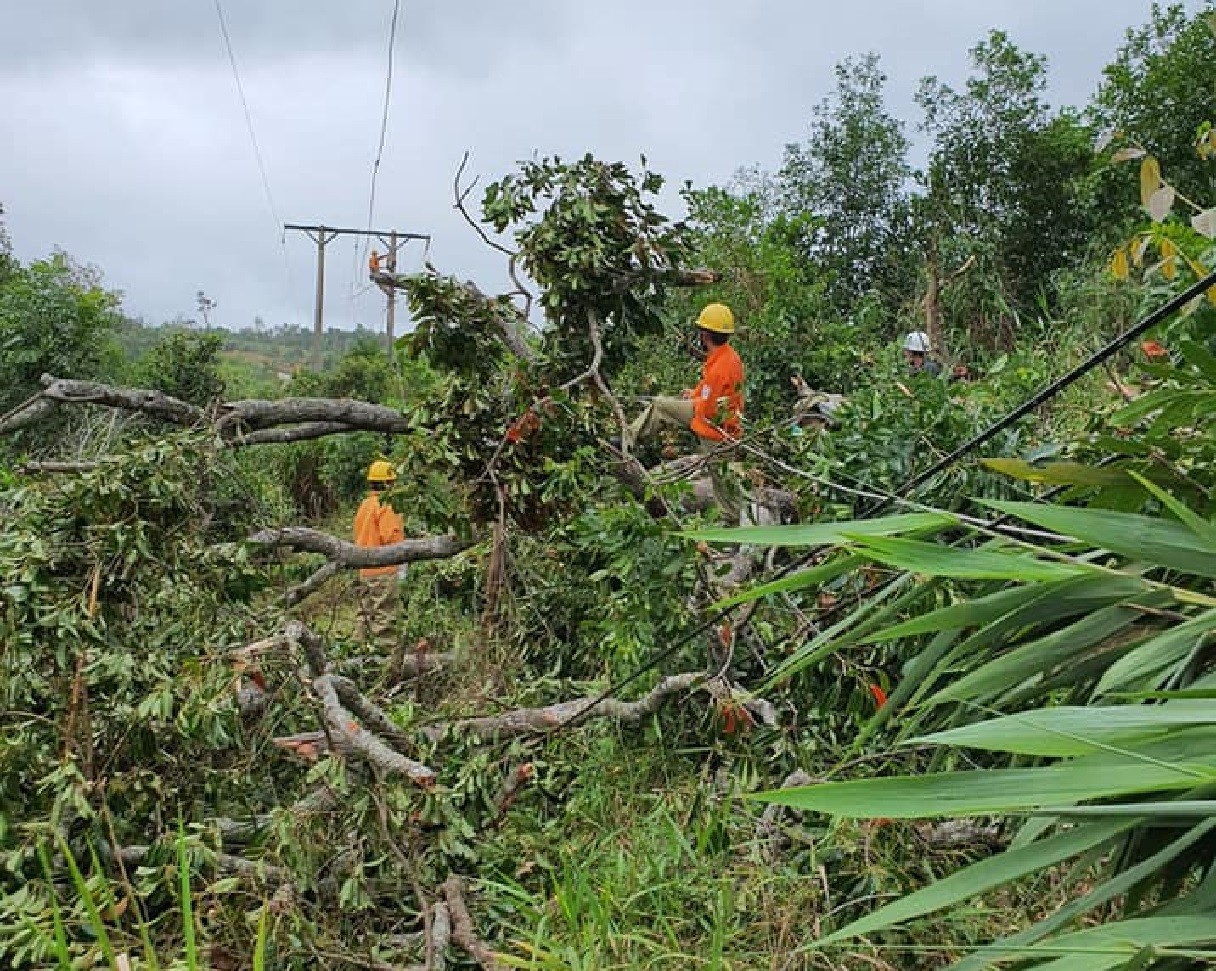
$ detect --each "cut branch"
[0,376,414,442]
[312,674,436,787]
[40,375,205,425]
[115,844,292,886]
[17,460,100,474]
[233,422,366,445]
[282,562,341,606]
[425,672,703,742]
[247,527,469,568]
[429,901,452,971]
[0,393,60,434]
[442,876,507,971]
[336,649,454,682]
[218,397,410,434]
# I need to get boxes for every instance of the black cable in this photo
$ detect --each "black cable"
[555,274,1216,733]
[213,0,281,228]
[352,0,404,286]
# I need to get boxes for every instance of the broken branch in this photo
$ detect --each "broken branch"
[425,672,703,742]
[247,527,469,568]
[282,561,341,606]
[441,876,507,971]
[312,674,436,787]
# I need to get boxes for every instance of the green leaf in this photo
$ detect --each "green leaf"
[815,818,1133,948]
[709,555,864,610]
[1008,915,1216,970]
[949,820,1216,971]
[913,701,1216,757]
[981,500,1216,579]
[684,512,955,548]
[856,583,1044,643]
[847,534,1090,582]
[864,573,1148,647]
[56,836,118,970]
[980,459,1129,488]
[1095,610,1216,696]
[37,845,72,971]
[178,822,198,971]
[925,604,1146,705]
[755,729,1216,817]
[1128,473,1216,547]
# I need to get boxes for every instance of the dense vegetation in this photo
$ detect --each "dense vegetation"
[2,6,1215,969]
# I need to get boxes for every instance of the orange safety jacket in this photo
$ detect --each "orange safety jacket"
[353,492,405,578]
[690,343,744,441]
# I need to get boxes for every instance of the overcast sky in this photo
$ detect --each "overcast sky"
[0,1,1203,334]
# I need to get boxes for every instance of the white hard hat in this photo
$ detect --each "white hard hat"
[903,331,931,353]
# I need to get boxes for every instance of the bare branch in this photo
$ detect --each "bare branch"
[493,763,534,819]
[115,843,292,886]
[459,278,538,364]
[0,392,59,434]
[441,876,507,971]
[219,397,409,434]
[583,310,630,445]
[328,674,418,754]
[337,649,455,682]
[233,422,367,446]
[282,562,341,606]
[213,787,338,843]
[29,376,205,427]
[425,672,703,742]
[247,527,469,568]
[429,901,452,971]
[312,674,437,787]
[0,376,415,443]
[453,151,516,258]
[17,460,100,474]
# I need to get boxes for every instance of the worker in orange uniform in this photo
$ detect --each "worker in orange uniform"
[625,302,745,521]
[369,249,383,277]
[353,460,405,650]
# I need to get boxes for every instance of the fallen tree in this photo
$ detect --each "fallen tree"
[0,373,412,443]
[247,527,470,568]
[422,672,704,741]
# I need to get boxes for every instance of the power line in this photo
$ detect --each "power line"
[210,0,304,325]
[366,0,402,236]
[212,0,283,230]
[350,0,404,307]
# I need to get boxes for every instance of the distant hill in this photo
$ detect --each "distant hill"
[116,319,389,376]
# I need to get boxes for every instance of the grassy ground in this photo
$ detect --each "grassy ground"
[286,560,1082,970]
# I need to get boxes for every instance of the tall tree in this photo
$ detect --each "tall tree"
[1092,4,1216,207]
[778,53,914,313]
[0,251,123,413]
[916,31,1097,342]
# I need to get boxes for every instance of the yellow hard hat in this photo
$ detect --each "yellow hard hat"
[696,303,735,334]
[367,460,397,483]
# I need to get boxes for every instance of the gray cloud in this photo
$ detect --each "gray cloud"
[1,1,1206,334]
[0,1,570,76]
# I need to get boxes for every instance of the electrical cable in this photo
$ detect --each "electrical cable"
[211,0,303,325]
[349,0,404,312]
[212,0,283,230]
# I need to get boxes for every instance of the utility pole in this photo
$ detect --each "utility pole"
[285,223,428,365]
[285,224,340,367]
[385,230,398,352]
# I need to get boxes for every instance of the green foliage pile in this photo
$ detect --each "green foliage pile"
[2,5,1216,970]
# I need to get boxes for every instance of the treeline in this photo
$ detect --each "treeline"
[659,5,1215,414]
